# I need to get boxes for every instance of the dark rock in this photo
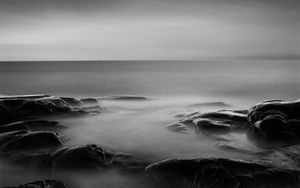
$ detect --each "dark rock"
[0,123,28,133]
[75,106,103,114]
[199,110,248,122]
[0,95,101,125]
[167,123,189,133]
[0,120,65,133]
[145,158,300,188]
[170,110,249,134]
[80,98,98,105]
[247,99,300,144]
[6,145,148,174]
[0,130,63,153]
[60,97,82,107]
[0,98,71,125]
[187,102,231,108]
[193,118,232,133]
[101,95,147,101]
[49,145,148,173]
[0,94,50,100]
[2,180,67,188]
[216,142,271,156]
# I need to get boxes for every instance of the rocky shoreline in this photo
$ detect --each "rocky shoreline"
[1,95,299,188]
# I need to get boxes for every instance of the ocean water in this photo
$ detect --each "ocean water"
[0,60,299,187]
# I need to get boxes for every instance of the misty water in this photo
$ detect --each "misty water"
[0,60,299,187]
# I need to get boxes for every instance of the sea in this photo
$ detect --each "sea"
[0,60,299,187]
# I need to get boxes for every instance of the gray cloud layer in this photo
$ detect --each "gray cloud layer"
[0,0,299,60]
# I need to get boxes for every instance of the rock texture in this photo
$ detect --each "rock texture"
[0,120,65,133]
[0,95,102,125]
[1,180,67,188]
[169,110,249,134]
[145,158,300,188]
[0,130,64,153]
[247,99,300,145]
[7,144,148,174]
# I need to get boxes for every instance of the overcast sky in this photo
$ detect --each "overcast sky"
[0,0,299,60]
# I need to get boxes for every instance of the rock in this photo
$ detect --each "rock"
[193,118,232,133]
[49,145,148,173]
[167,123,189,133]
[247,99,300,143]
[263,145,300,169]
[0,95,101,125]
[80,98,98,105]
[0,98,71,125]
[0,120,66,133]
[199,110,248,122]
[0,130,63,153]
[170,110,249,134]
[0,123,28,133]
[60,97,82,107]
[6,145,148,174]
[0,94,50,100]
[216,142,271,156]
[1,180,67,188]
[101,95,147,101]
[145,158,300,188]
[187,102,231,108]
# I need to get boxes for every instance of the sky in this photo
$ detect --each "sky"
[0,0,299,60]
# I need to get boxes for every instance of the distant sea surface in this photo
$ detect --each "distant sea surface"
[0,60,299,105]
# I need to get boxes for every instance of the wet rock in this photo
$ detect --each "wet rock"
[80,98,98,105]
[0,120,66,133]
[101,95,147,101]
[167,123,189,133]
[187,102,231,108]
[75,106,103,114]
[199,110,248,122]
[193,118,232,133]
[60,97,82,108]
[2,180,67,188]
[170,110,249,134]
[145,158,300,188]
[7,145,149,174]
[0,130,64,153]
[0,123,28,133]
[0,98,71,125]
[0,95,102,125]
[264,145,300,169]
[247,99,300,143]
[49,145,148,173]
[216,142,271,156]
[0,94,50,100]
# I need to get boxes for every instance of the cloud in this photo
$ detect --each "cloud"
[0,0,299,60]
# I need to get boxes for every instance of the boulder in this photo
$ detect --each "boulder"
[101,95,147,101]
[0,98,71,125]
[6,145,148,174]
[0,95,102,125]
[169,110,249,134]
[60,97,82,108]
[0,120,65,133]
[145,158,300,188]
[0,94,50,100]
[187,102,231,108]
[0,130,63,153]
[80,98,98,105]
[247,99,300,143]
[0,123,28,133]
[1,180,67,188]
[49,145,148,173]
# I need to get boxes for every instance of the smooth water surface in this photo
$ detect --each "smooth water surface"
[0,60,299,187]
